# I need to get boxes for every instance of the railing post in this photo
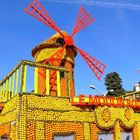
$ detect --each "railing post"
[20,64,27,93]
[8,77,11,100]
[3,83,6,102]
[46,69,50,95]
[57,71,61,97]
[15,69,19,95]
[11,73,15,97]
[34,67,38,93]
[67,71,71,96]
[5,79,9,101]
[1,85,3,101]
[0,85,2,102]
[133,94,136,100]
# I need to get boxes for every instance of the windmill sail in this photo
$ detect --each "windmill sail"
[24,0,64,37]
[74,45,106,80]
[72,7,94,36]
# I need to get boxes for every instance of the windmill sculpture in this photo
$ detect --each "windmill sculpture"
[24,0,106,94]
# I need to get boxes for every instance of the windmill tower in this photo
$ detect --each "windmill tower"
[32,31,77,96]
[24,0,106,97]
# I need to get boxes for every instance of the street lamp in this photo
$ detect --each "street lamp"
[89,85,95,90]
[89,85,102,95]
[109,89,114,92]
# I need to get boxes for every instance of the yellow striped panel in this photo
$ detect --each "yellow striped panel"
[46,69,50,95]
[34,67,38,93]
[57,71,61,97]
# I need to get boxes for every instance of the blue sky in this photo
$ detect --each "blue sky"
[0,0,140,95]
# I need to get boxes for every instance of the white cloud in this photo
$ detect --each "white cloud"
[41,0,140,11]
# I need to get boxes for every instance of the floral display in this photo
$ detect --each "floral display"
[0,94,139,139]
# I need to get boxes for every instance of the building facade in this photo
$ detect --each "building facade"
[0,33,140,140]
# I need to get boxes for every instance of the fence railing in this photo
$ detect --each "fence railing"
[0,60,71,102]
[119,91,140,100]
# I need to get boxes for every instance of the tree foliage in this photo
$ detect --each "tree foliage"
[104,72,125,97]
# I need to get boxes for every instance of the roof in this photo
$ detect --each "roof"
[32,31,68,57]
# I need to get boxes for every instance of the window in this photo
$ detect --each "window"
[98,132,113,140]
[1,136,7,140]
[121,132,132,140]
[54,134,74,140]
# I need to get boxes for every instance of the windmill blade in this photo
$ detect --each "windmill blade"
[71,7,94,36]
[38,45,66,79]
[73,45,106,80]
[24,0,64,37]
[42,44,66,66]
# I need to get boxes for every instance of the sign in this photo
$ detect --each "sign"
[71,94,140,108]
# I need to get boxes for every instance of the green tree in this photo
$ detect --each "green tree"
[104,72,125,97]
